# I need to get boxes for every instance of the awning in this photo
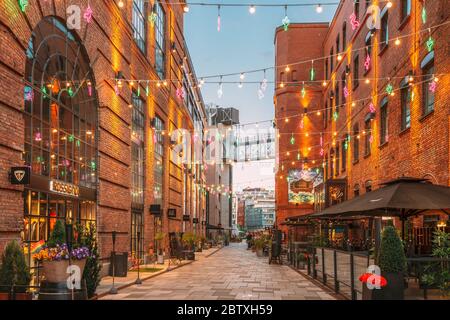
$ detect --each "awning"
[312,177,450,219]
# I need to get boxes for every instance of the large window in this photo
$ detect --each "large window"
[401,79,411,130]
[24,17,97,189]
[330,48,334,72]
[380,97,388,145]
[422,57,435,115]
[364,119,371,156]
[132,0,146,53]
[154,1,166,79]
[153,116,165,205]
[342,22,347,51]
[341,137,347,172]
[380,10,389,51]
[364,32,372,73]
[353,54,359,89]
[335,144,340,177]
[353,124,359,162]
[131,210,144,260]
[354,0,360,19]
[401,0,411,22]
[131,93,145,259]
[131,93,145,206]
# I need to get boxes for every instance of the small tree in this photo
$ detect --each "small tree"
[82,223,101,299]
[0,241,31,293]
[155,232,165,255]
[182,232,195,250]
[422,229,450,297]
[378,226,407,273]
[47,220,66,247]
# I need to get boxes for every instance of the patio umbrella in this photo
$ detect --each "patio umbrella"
[312,177,450,239]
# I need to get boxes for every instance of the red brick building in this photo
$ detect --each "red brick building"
[274,0,449,237]
[0,0,207,273]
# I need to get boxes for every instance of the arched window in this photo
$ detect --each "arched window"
[24,16,98,188]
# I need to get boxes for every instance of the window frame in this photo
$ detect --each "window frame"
[132,0,147,54]
[400,77,412,131]
[380,97,388,145]
[154,1,166,79]
[421,54,435,116]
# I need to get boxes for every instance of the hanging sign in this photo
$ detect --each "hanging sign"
[10,166,31,185]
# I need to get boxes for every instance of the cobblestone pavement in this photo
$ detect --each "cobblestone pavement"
[101,242,335,300]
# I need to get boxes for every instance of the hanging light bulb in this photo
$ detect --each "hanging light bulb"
[395,38,401,46]
[337,54,343,61]
[118,0,124,8]
[316,4,323,13]
[386,1,393,9]
[285,65,290,72]
[183,5,190,13]
[240,73,245,80]
[249,5,256,14]
[322,80,327,87]
[238,82,243,89]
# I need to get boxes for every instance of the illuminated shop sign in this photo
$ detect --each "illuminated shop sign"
[49,180,79,197]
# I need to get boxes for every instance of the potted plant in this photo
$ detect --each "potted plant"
[0,240,32,300]
[254,238,265,257]
[80,223,101,299]
[371,226,407,300]
[33,220,90,283]
[182,232,196,260]
[421,229,450,298]
[155,232,165,264]
[195,235,204,253]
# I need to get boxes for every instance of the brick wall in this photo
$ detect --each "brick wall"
[0,0,206,259]
[274,0,450,233]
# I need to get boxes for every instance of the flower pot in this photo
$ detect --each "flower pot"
[41,259,86,283]
[372,272,405,300]
[256,248,264,257]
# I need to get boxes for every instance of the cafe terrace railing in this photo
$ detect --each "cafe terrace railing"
[305,247,374,300]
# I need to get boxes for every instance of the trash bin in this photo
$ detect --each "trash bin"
[108,252,128,277]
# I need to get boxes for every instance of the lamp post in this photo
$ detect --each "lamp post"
[109,231,118,294]
[135,231,142,285]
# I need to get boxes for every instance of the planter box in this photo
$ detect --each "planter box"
[42,259,86,283]
[371,272,405,300]
[256,249,264,257]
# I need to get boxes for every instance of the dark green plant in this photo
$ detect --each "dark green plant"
[0,240,31,293]
[47,220,66,247]
[378,226,407,273]
[182,232,195,249]
[421,230,450,297]
[254,238,265,250]
[82,223,101,299]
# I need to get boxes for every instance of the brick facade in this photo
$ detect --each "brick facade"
[274,0,449,234]
[0,0,206,261]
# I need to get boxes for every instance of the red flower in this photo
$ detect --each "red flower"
[359,273,387,287]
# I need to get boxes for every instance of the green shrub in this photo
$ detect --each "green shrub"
[421,230,450,297]
[0,241,31,293]
[182,232,195,249]
[47,220,66,247]
[254,238,265,250]
[378,226,407,273]
[82,223,101,299]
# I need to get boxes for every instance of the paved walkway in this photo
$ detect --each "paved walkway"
[101,242,335,300]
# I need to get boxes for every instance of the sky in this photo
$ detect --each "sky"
[184,0,338,189]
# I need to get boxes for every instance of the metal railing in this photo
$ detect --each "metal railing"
[306,247,373,300]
